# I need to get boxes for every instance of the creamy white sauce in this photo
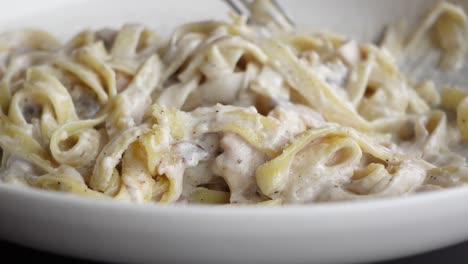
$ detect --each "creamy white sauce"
[213,133,267,203]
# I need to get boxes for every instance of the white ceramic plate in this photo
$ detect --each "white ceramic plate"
[1,1,468,263]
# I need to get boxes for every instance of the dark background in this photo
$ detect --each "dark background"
[1,239,466,263]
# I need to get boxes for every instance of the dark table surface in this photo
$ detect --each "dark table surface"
[1,239,467,263]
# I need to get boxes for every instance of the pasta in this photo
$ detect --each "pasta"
[1,0,468,205]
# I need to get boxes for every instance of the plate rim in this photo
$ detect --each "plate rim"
[1,183,468,215]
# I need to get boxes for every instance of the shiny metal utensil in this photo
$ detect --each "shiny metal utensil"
[223,0,295,29]
[224,0,467,88]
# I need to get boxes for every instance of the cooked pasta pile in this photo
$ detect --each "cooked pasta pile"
[1,1,468,204]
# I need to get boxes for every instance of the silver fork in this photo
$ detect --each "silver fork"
[223,0,295,30]
[224,0,466,87]
[400,37,468,87]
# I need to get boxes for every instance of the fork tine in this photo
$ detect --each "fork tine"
[271,0,295,26]
[223,0,244,15]
[239,0,251,9]
[223,0,295,30]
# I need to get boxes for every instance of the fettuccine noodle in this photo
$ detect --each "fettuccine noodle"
[1,0,468,205]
